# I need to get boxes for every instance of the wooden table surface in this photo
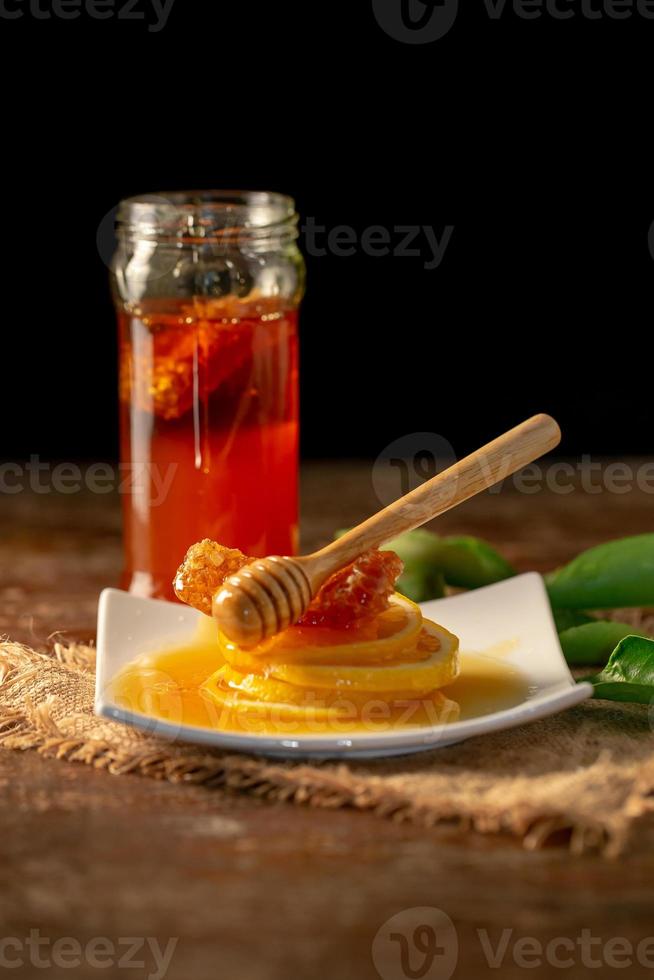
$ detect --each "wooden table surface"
[1,461,654,980]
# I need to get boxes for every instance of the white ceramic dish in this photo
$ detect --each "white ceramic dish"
[95,573,592,759]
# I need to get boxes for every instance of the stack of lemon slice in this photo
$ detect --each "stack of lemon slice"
[201,595,461,733]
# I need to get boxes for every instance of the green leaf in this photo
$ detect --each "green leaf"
[559,620,650,666]
[584,635,654,704]
[546,533,654,609]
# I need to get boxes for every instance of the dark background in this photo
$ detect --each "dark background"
[1,0,651,462]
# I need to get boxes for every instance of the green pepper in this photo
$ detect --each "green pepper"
[559,620,651,666]
[375,528,445,567]
[396,567,446,603]
[335,528,514,598]
[552,608,595,633]
[410,535,515,590]
[335,528,446,602]
[546,533,654,609]
[584,635,654,704]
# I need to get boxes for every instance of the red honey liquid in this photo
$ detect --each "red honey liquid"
[118,296,299,600]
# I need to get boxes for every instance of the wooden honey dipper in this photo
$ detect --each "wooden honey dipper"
[213,414,561,647]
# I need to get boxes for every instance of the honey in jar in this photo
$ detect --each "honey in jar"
[111,192,305,599]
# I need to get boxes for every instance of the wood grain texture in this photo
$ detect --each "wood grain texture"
[2,460,654,980]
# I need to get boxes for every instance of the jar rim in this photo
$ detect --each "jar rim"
[117,189,297,240]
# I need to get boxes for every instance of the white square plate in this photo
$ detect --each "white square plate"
[95,573,592,759]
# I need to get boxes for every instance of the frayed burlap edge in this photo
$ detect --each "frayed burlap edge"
[1,640,653,857]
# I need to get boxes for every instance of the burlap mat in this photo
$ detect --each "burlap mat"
[2,636,654,856]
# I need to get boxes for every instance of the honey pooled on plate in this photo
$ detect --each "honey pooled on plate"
[110,539,529,737]
[111,614,529,737]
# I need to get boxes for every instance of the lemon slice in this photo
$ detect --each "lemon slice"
[216,665,314,706]
[200,663,462,729]
[209,664,421,710]
[200,668,345,722]
[268,619,459,697]
[218,593,424,672]
[201,681,454,732]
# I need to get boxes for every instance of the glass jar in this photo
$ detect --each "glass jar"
[111,190,305,600]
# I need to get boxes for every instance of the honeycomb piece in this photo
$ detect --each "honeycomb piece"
[174,539,250,615]
[299,549,403,629]
[174,539,403,630]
